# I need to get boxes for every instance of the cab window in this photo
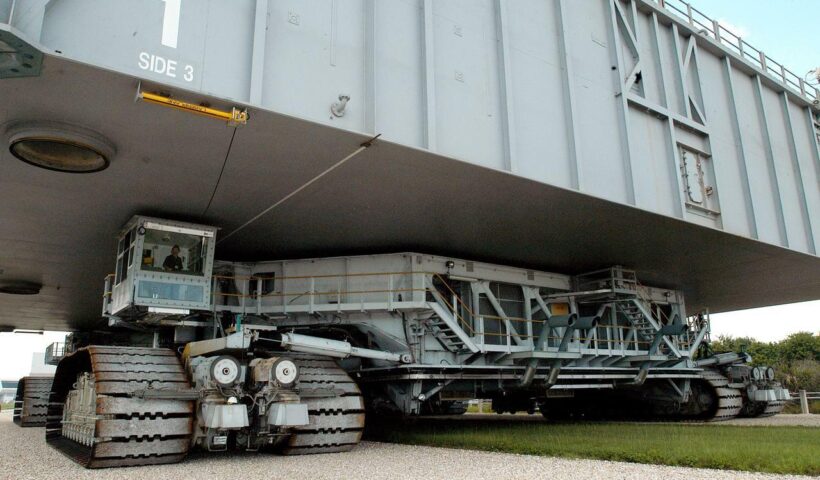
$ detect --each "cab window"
[115,229,134,285]
[140,227,209,276]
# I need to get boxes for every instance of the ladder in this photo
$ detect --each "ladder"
[427,314,469,353]
[617,301,658,342]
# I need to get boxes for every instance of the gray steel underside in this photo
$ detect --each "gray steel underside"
[0,51,818,332]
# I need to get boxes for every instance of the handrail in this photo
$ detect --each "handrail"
[651,0,819,104]
[790,392,820,398]
[635,279,710,354]
[212,271,547,327]
[211,270,676,350]
[213,271,421,281]
[635,280,672,326]
[45,342,66,365]
[217,287,426,299]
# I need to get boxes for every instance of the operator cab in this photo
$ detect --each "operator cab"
[104,216,217,317]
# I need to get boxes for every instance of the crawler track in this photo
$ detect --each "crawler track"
[13,376,53,427]
[280,355,365,455]
[46,346,194,468]
[756,398,787,418]
[701,369,743,421]
[535,370,746,422]
[739,393,788,418]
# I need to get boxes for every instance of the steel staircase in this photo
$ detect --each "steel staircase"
[427,315,469,353]
[424,277,480,354]
[616,300,658,342]
[574,266,684,356]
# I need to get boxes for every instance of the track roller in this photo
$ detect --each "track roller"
[46,346,194,468]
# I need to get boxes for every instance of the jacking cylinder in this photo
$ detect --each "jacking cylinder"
[574,316,600,330]
[547,314,577,328]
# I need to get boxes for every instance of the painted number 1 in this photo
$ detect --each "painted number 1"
[161,0,181,49]
[140,0,193,82]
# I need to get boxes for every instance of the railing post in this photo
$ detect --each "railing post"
[759,51,767,71]
[507,322,512,352]
[712,19,721,42]
[685,3,693,26]
[282,277,287,315]
[387,274,393,311]
[800,390,810,414]
[241,278,247,312]
[256,277,262,314]
[309,277,315,314]
[337,277,342,309]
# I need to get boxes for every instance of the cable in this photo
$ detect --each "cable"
[202,127,238,216]
[218,134,381,244]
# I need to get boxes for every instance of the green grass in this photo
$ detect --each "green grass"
[367,419,820,475]
[0,402,12,411]
[465,403,493,414]
[783,400,820,414]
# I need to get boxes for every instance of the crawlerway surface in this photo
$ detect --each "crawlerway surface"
[0,413,812,480]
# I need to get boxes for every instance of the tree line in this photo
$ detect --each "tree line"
[710,332,819,392]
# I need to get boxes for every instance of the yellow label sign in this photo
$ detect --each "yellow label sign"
[550,303,570,315]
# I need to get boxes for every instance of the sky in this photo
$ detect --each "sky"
[0,1,818,381]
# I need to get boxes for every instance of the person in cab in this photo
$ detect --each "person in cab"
[163,245,183,271]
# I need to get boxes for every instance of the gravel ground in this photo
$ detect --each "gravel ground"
[0,413,813,480]
[721,414,820,427]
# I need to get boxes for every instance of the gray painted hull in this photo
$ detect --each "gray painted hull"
[0,0,818,331]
